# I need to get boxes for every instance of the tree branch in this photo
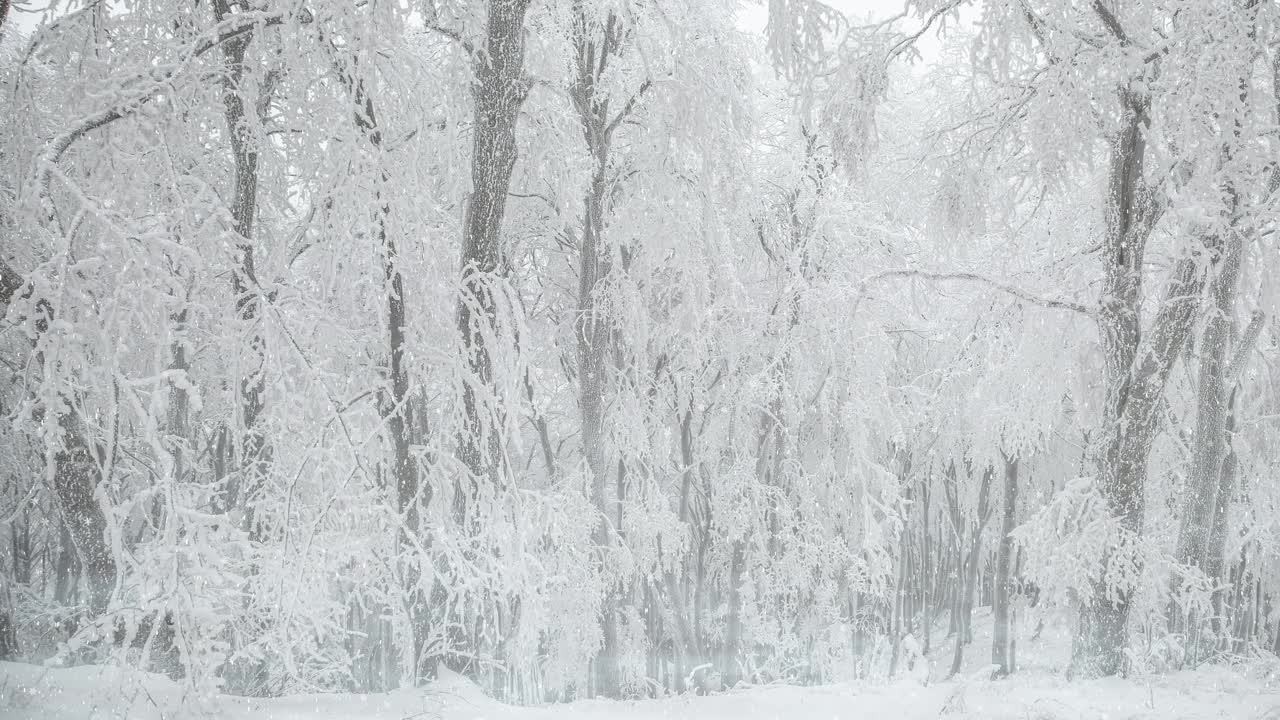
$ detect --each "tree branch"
[426,23,475,56]
[31,11,295,197]
[887,0,967,61]
[858,269,1093,315]
[1227,310,1265,380]
[1091,0,1130,46]
[604,78,651,140]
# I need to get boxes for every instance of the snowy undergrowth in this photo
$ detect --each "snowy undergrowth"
[3,659,1277,720]
[3,608,1277,720]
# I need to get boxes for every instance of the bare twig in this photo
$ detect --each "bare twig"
[32,10,297,197]
[887,0,967,61]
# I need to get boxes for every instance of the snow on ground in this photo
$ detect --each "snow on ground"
[2,609,1278,719]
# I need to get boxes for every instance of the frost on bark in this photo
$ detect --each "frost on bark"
[455,0,531,522]
[1,262,22,652]
[1173,14,1259,654]
[371,98,424,693]
[51,413,116,616]
[1174,227,1241,629]
[335,44,424,687]
[437,0,533,683]
[945,462,992,679]
[0,583,15,660]
[212,0,271,539]
[1071,89,1203,678]
[212,0,274,694]
[1,270,116,618]
[569,6,629,697]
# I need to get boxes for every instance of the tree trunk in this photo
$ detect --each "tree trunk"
[2,266,117,620]
[455,0,532,522]
[992,453,1018,677]
[948,526,979,678]
[1204,316,1263,622]
[1206,390,1239,588]
[1072,86,1203,678]
[212,0,270,541]
[0,562,17,659]
[568,7,644,696]
[1077,1,1262,676]
[210,2,278,695]
[37,298,116,617]
[166,308,191,493]
[921,482,932,655]
[1175,225,1241,579]
[664,406,702,692]
[724,539,746,688]
[889,526,908,677]
[947,465,992,678]
[333,46,430,684]
[52,413,115,615]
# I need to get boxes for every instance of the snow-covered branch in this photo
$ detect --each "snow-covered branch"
[857,268,1093,316]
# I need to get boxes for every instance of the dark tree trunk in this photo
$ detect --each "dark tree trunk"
[3,265,117,620]
[1175,229,1241,580]
[1206,388,1240,589]
[573,62,621,702]
[455,0,532,522]
[166,308,191,491]
[1200,317,1262,648]
[992,453,1018,677]
[663,406,702,692]
[889,522,908,677]
[1073,87,1202,678]
[723,540,746,688]
[1075,1,1263,676]
[332,43,429,684]
[53,414,115,615]
[948,465,992,679]
[0,260,20,320]
[210,1,276,695]
[567,7,647,696]
[212,0,271,540]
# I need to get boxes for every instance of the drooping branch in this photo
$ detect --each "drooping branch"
[422,0,475,56]
[31,10,295,198]
[857,268,1093,316]
[887,0,967,61]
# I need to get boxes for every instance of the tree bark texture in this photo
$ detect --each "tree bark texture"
[1073,88,1204,678]
[455,0,532,524]
[571,7,624,696]
[213,0,271,540]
